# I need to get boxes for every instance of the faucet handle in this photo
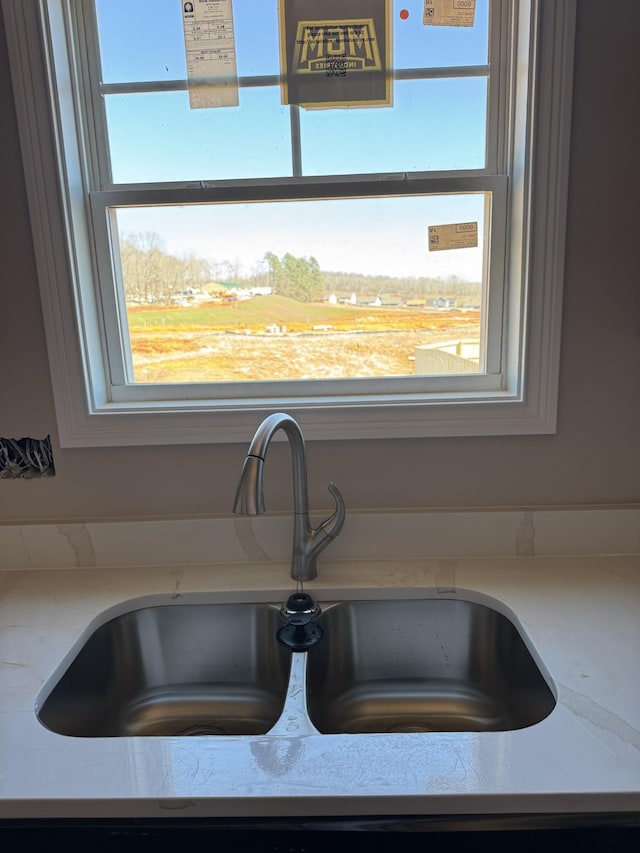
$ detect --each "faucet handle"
[295,482,345,583]
[320,482,346,540]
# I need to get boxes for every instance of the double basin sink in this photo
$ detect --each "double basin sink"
[37,596,556,738]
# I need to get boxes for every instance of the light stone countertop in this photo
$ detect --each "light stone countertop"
[0,550,638,820]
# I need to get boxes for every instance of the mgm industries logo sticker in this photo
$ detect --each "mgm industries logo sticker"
[292,19,382,75]
[279,0,391,107]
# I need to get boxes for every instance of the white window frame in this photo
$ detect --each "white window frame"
[3,0,576,446]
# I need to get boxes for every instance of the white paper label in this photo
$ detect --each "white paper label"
[428,222,478,251]
[423,0,476,28]
[181,0,239,108]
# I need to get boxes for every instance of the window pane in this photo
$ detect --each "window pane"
[395,0,489,68]
[299,78,487,176]
[96,1,490,184]
[112,194,487,384]
[96,0,281,83]
[105,88,293,183]
[95,0,488,83]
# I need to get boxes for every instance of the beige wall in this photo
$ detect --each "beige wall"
[1,1,639,524]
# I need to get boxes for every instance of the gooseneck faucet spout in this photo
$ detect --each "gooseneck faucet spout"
[233,413,345,583]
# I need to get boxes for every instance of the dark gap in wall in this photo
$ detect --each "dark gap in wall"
[0,435,55,479]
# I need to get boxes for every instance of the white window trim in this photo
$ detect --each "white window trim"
[3,0,576,446]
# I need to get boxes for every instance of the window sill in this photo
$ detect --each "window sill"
[56,390,557,446]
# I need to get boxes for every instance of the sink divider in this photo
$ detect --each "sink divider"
[266,652,320,737]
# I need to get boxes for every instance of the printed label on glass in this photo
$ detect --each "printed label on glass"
[428,222,478,251]
[182,0,239,108]
[423,0,476,28]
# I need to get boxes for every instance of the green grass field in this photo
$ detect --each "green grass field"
[127,295,375,331]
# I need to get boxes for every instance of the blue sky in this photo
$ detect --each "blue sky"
[97,0,489,280]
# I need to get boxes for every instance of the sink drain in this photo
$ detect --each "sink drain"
[173,724,227,736]
[386,722,438,733]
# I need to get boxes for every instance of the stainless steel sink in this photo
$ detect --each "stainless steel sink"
[305,599,556,734]
[37,603,291,737]
[37,596,555,738]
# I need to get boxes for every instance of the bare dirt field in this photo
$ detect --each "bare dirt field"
[128,306,481,383]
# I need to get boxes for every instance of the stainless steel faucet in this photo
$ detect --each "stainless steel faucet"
[233,413,345,583]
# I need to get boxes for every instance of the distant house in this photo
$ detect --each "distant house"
[171,287,213,306]
[217,282,272,300]
[379,294,403,308]
[200,282,230,298]
[332,291,399,307]
[333,292,360,305]
[427,297,457,309]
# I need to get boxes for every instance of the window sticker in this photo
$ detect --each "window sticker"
[423,0,476,28]
[428,222,478,251]
[278,0,392,108]
[181,0,239,108]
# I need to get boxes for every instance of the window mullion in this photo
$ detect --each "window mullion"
[91,174,501,209]
[69,0,112,190]
[98,65,491,98]
[290,104,302,177]
[89,195,130,390]
[486,0,510,174]
[483,177,509,380]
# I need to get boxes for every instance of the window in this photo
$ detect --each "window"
[3,0,576,445]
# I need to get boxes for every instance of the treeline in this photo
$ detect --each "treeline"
[120,233,214,303]
[321,270,481,297]
[264,252,323,302]
[119,231,480,305]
